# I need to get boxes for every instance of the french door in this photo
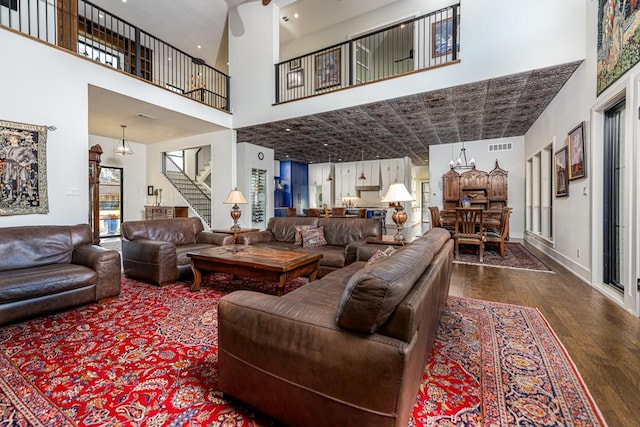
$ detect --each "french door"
[99,167,123,238]
[603,100,625,291]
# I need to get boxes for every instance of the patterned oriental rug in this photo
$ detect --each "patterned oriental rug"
[0,276,605,426]
[453,241,553,272]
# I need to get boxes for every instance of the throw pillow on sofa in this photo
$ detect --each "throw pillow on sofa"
[294,225,316,246]
[302,226,327,248]
[366,246,396,265]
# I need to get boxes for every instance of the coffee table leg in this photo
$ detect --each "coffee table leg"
[308,262,319,282]
[275,275,286,297]
[190,263,202,292]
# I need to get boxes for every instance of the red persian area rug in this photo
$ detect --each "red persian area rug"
[0,276,606,426]
[453,241,553,272]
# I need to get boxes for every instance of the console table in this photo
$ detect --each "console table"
[144,206,189,220]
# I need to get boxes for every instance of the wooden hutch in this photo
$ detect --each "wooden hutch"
[442,161,508,225]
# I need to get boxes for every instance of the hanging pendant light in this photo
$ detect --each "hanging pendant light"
[115,125,134,156]
[358,149,367,181]
[326,154,334,181]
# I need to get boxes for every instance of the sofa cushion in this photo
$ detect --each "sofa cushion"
[0,264,97,303]
[319,218,381,246]
[335,229,450,333]
[267,217,318,243]
[0,224,92,271]
[302,226,327,248]
[299,245,345,268]
[122,218,202,246]
[294,225,315,246]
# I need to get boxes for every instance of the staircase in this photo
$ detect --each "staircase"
[162,152,212,226]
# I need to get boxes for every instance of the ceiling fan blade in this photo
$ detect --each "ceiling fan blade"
[229,6,245,37]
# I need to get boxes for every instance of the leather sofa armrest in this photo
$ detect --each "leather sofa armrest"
[197,232,235,246]
[235,231,274,245]
[72,245,122,300]
[345,238,371,264]
[218,291,405,413]
[121,239,178,285]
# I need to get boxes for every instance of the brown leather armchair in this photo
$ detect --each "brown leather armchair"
[121,217,234,285]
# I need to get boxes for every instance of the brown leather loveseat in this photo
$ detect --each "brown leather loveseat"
[121,217,235,285]
[218,228,453,426]
[0,224,121,326]
[236,216,383,277]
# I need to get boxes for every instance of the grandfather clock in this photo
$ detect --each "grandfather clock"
[89,144,103,244]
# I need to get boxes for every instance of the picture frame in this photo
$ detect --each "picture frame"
[315,48,341,90]
[0,120,49,215]
[147,185,154,196]
[567,122,585,180]
[289,58,301,70]
[287,69,304,89]
[554,146,569,197]
[432,17,460,58]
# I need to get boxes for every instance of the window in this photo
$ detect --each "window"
[78,37,123,70]
[526,144,553,241]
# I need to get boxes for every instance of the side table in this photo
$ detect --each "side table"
[212,228,260,240]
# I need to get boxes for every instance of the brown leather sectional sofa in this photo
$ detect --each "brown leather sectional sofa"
[121,217,235,285]
[0,224,121,326]
[236,216,383,277]
[218,227,453,427]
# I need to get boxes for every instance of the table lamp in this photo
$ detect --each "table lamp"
[381,182,415,241]
[223,188,248,231]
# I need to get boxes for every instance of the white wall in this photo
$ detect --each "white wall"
[0,29,232,228]
[429,137,525,239]
[232,0,586,128]
[524,0,638,315]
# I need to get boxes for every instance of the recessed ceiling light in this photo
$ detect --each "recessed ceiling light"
[168,57,172,61]
[323,143,328,146]
[294,12,299,19]
[197,45,202,49]
[98,13,104,19]
[286,155,290,158]
[285,128,291,132]
[122,0,127,3]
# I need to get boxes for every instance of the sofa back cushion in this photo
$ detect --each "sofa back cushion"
[335,228,451,334]
[318,218,382,246]
[0,224,93,271]
[267,217,318,242]
[122,217,203,246]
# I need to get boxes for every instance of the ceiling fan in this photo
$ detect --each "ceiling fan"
[227,0,273,37]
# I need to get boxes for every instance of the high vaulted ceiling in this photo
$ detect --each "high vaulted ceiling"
[236,61,582,166]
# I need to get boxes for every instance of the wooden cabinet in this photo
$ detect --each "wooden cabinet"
[88,144,103,244]
[441,161,509,223]
[145,206,189,220]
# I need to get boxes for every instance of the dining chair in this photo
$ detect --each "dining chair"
[454,207,485,262]
[485,207,512,257]
[358,208,367,218]
[305,208,321,217]
[429,206,455,236]
[331,207,346,216]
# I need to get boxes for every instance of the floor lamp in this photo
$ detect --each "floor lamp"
[381,182,415,241]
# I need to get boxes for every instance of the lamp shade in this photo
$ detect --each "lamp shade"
[223,188,248,204]
[381,182,414,203]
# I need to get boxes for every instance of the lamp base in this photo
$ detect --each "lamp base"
[391,206,408,241]
[230,204,242,231]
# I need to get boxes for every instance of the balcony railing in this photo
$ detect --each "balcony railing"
[275,4,460,104]
[0,0,230,111]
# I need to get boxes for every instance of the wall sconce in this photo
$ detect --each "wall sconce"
[223,188,248,231]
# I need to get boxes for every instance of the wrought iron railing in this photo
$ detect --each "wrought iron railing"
[0,0,230,111]
[275,4,460,103]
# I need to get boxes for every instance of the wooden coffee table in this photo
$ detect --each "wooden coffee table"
[187,246,322,296]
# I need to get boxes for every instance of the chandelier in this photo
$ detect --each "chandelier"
[115,124,134,156]
[358,150,366,180]
[449,142,475,170]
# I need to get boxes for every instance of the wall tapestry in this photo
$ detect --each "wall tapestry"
[597,0,640,95]
[0,120,48,215]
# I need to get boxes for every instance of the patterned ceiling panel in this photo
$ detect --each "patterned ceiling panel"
[236,61,582,166]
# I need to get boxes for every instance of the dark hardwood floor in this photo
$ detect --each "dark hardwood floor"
[406,223,640,427]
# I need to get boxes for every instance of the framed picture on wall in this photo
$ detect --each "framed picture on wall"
[287,70,304,89]
[289,58,301,70]
[315,48,341,90]
[554,146,569,197]
[432,16,460,57]
[567,122,585,180]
